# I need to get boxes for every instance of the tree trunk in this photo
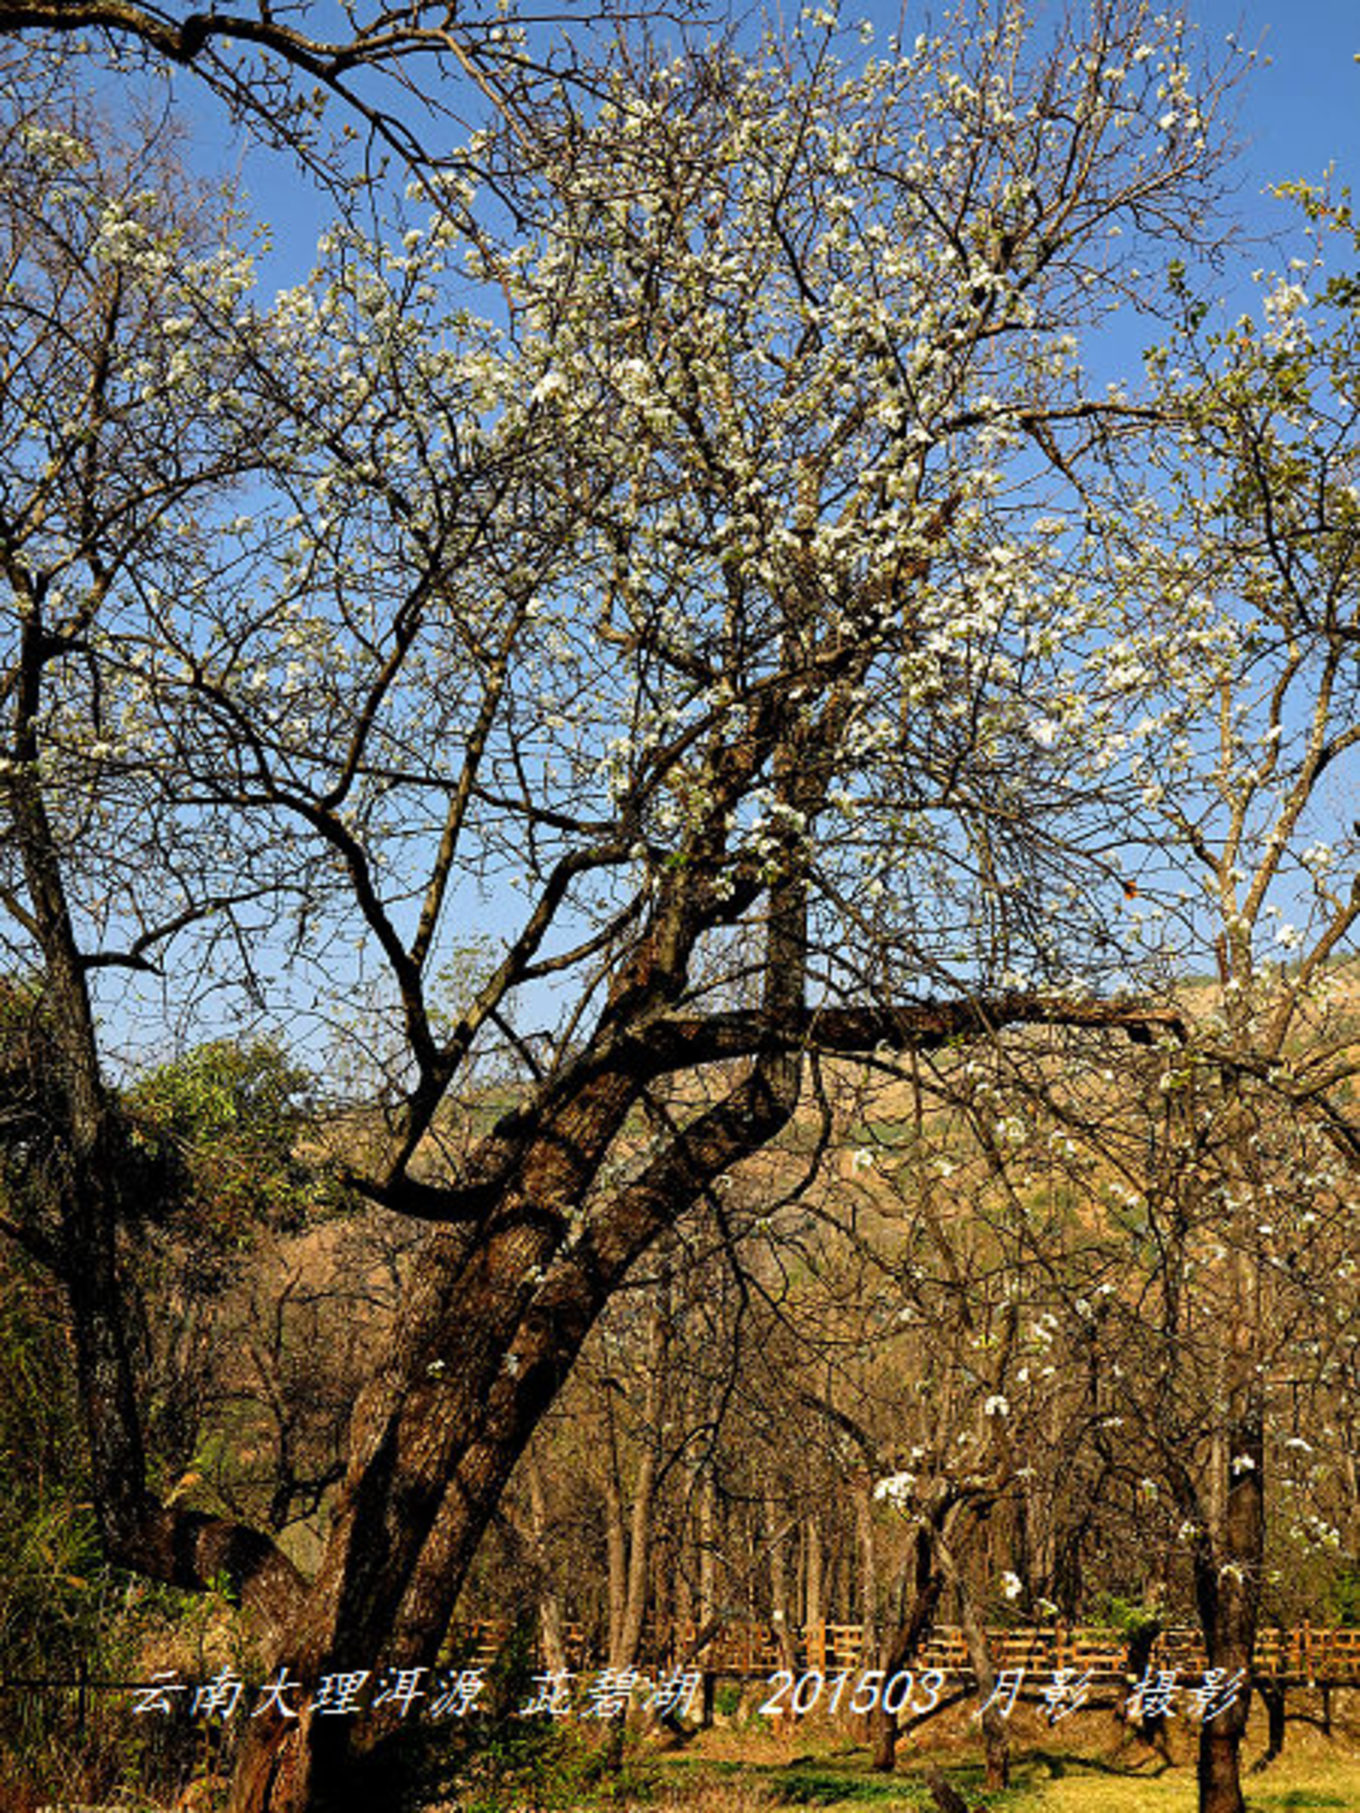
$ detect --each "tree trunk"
[224,1031,803,1809]
[221,1190,610,1809]
[956,1573,1008,1791]
[604,1446,628,1662]
[1199,1723,1246,1813]
[981,1702,1010,1794]
[526,1449,569,1676]
[931,1520,1008,1792]
[1120,1616,1169,1754]
[699,1468,717,1629]
[1192,1401,1263,1813]
[766,1489,799,1678]
[618,1296,667,1669]
[870,1520,943,1772]
[855,1475,877,1659]
[805,1516,823,1630]
[600,1294,667,1767]
[1254,1683,1285,1768]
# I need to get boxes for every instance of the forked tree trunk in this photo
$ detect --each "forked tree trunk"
[225,1204,597,1811]
[224,1033,804,1810]
[222,1237,592,1801]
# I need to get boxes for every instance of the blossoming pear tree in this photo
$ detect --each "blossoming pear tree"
[0,6,1259,1808]
[1079,194,1358,1813]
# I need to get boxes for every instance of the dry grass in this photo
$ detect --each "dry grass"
[1004,1741,1360,1811]
[632,1706,1360,1812]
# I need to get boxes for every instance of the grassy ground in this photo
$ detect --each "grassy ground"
[16,1702,1359,1811]
[628,1705,1360,1812]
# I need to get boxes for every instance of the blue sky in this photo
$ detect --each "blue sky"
[851,1,1359,256]
[89,3,1359,1064]
[1199,0,1358,201]
[185,2,1358,294]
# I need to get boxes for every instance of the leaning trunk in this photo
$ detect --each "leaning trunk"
[240,784,813,1811]
[226,1043,803,1810]
[225,1153,628,1808]
[870,1520,944,1772]
[956,1574,1008,1791]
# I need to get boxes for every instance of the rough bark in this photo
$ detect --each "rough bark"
[869,1519,945,1772]
[1192,1402,1263,1813]
[854,1475,878,1696]
[1199,1724,1246,1813]
[943,1545,1009,1793]
[524,1449,569,1676]
[1253,1683,1286,1769]
[225,1019,806,1807]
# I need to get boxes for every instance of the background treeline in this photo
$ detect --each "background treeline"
[3,964,1356,1798]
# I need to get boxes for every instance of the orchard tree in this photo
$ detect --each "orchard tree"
[979,197,1360,1813]
[0,7,1249,1809]
[1125,199,1359,1813]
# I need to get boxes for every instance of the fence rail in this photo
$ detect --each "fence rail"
[448,1617,1360,1684]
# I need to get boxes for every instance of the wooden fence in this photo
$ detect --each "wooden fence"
[452,1617,1360,1685]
